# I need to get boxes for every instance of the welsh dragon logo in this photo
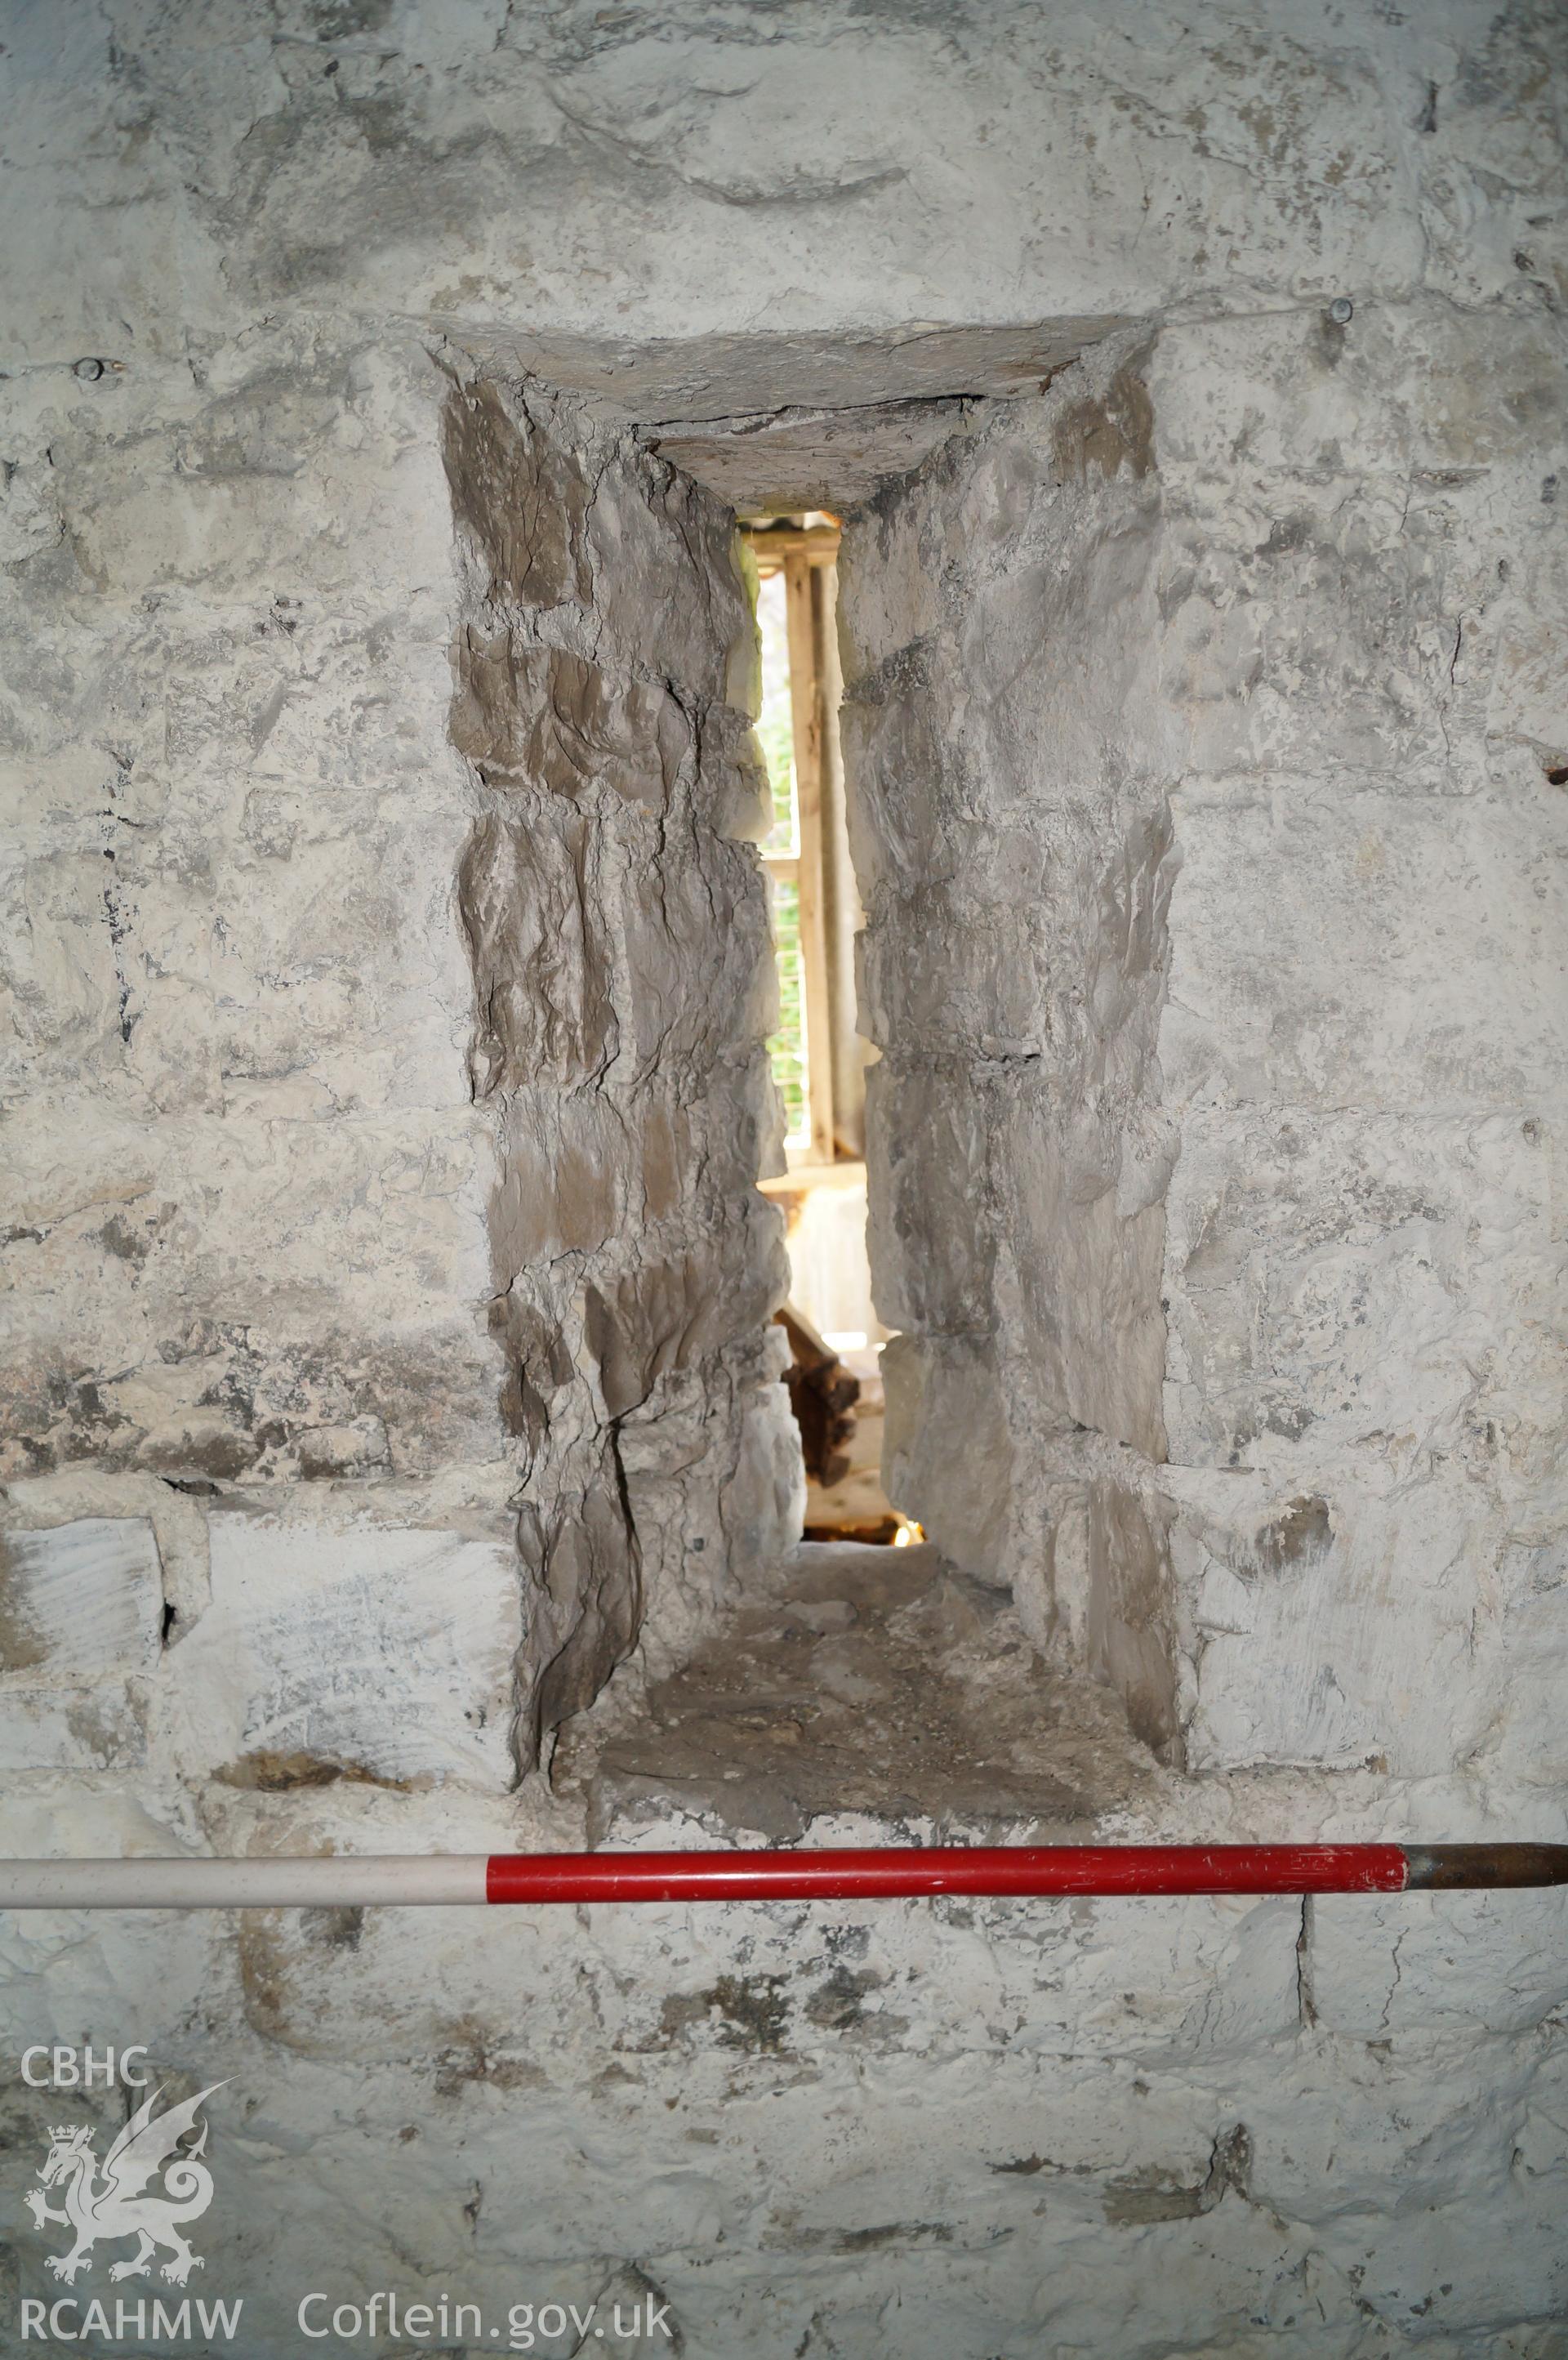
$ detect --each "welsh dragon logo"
[26,2083,225,2287]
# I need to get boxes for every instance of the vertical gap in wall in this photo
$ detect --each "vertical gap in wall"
[743,518,907,1546]
[1296,1898,1318,2028]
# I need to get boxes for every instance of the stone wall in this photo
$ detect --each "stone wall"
[0,324,800,1783]
[859,294,1568,1787]
[442,364,797,1754]
[2,2,1566,2353]
[2,332,499,1499]
[848,344,1183,1756]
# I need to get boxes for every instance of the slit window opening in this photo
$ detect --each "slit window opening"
[745,516,901,1541]
[754,564,807,1144]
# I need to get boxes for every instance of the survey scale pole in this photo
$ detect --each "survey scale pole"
[0,1844,1564,1911]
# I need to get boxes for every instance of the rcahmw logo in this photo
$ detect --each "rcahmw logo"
[18,2047,242,2344]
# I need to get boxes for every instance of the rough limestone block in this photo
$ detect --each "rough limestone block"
[1162,1107,1554,1472]
[1472,1535,1568,1790]
[173,1515,523,1790]
[834,493,942,678]
[1309,1890,1568,2038]
[715,1365,806,1573]
[0,1686,147,1775]
[857,895,1051,1058]
[1162,784,1568,1111]
[1085,1483,1179,1760]
[451,635,692,808]
[0,1516,158,1773]
[458,803,619,1097]
[0,1792,217,2063]
[1176,1468,1498,1775]
[864,1058,996,1336]
[0,1517,163,1680]
[1152,301,1568,488]
[587,459,754,696]
[835,649,951,903]
[880,1333,1013,1586]
[996,1082,1169,1462]
[618,824,775,1079]
[695,701,773,844]
[952,491,1169,804]
[489,1090,629,1266]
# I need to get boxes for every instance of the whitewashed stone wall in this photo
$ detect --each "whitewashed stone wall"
[0,328,799,1773]
[2,2,1566,2353]
[861,301,1568,1789]
[441,366,796,1755]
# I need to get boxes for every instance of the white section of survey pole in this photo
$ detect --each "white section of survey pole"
[0,1855,491,1909]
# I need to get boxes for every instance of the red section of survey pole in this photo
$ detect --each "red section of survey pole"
[483,1844,1413,1905]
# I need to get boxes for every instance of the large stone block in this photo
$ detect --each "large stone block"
[952,487,1169,805]
[834,495,942,680]
[173,1514,523,1790]
[452,633,692,810]
[857,894,1050,1058]
[996,1084,1168,1463]
[586,456,753,698]
[1174,1467,1499,1776]
[1162,1107,1556,1473]
[1162,782,1568,1112]
[695,701,773,844]
[441,378,594,612]
[488,1090,628,1268]
[0,1515,160,1773]
[0,1517,162,1680]
[0,1684,148,1775]
[880,1333,1013,1584]
[618,823,774,1081]
[836,645,951,903]
[864,1058,996,1337]
[1471,1532,1568,1790]
[458,802,619,1098]
[1153,303,1568,487]
[1309,1889,1568,2038]
[1084,1483,1179,1762]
